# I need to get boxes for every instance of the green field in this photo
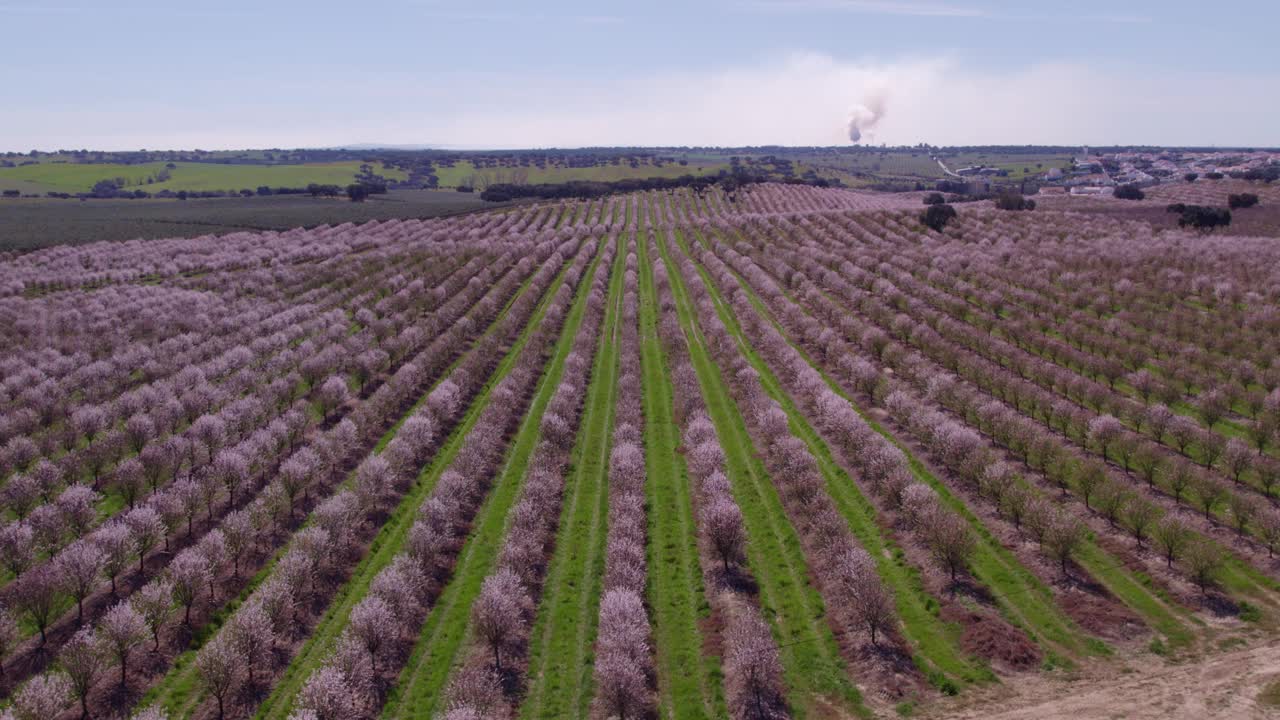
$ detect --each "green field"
[431,159,729,188]
[0,160,406,194]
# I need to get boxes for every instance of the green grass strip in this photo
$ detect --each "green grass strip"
[518,241,625,719]
[1073,541,1195,648]
[676,230,990,689]
[637,236,727,720]
[656,232,869,720]
[244,252,574,720]
[383,239,610,720]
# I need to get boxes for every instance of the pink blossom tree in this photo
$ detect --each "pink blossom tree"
[702,496,745,573]
[124,506,165,573]
[170,550,212,625]
[97,602,147,686]
[196,635,238,720]
[58,540,105,625]
[348,595,396,674]
[317,376,350,423]
[131,579,174,651]
[10,672,71,720]
[229,602,275,686]
[471,568,527,672]
[61,627,106,719]
[0,605,17,678]
[96,522,136,596]
[724,612,784,720]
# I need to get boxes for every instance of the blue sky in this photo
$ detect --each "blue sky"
[1,0,1277,150]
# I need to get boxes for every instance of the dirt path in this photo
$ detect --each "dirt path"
[932,640,1280,719]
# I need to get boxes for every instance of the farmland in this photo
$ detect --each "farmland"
[2,182,1280,720]
[0,191,496,251]
[0,162,408,196]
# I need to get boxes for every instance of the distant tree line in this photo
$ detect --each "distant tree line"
[1229,165,1279,182]
[38,181,390,202]
[477,170,835,203]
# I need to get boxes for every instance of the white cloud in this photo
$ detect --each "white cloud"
[6,53,1278,150]
[412,53,1280,148]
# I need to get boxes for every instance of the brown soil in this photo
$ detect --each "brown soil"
[930,638,1280,719]
[1056,586,1145,641]
[941,604,1040,672]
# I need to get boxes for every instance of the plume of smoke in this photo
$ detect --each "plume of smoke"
[847,89,889,143]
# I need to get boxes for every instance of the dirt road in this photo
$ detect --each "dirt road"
[932,639,1280,719]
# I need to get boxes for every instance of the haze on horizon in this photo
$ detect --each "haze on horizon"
[1,0,1277,152]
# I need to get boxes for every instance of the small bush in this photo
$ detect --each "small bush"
[922,192,946,206]
[1114,184,1145,200]
[1228,192,1259,210]
[1177,205,1232,233]
[920,203,957,232]
[995,193,1036,211]
[1239,601,1262,622]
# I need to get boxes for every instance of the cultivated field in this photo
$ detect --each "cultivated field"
[0,190,496,251]
[0,162,408,196]
[1,183,1280,720]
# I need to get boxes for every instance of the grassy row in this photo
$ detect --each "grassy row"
[246,248,578,720]
[675,229,996,687]
[636,235,726,720]
[383,239,613,719]
[656,229,868,719]
[519,236,626,718]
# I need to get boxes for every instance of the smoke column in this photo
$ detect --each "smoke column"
[847,89,888,143]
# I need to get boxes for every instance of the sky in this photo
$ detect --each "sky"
[1,0,1277,151]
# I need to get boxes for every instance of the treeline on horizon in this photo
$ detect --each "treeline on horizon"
[7,144,1280,162]
[476,169,836,202]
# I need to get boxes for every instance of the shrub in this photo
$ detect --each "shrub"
[922,192,946,206]
[995,193,1035,211]
[1177,205,1232,233]
[1114,184,1145,200]
[920,203,957,232]
[1228,192,1259,209]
